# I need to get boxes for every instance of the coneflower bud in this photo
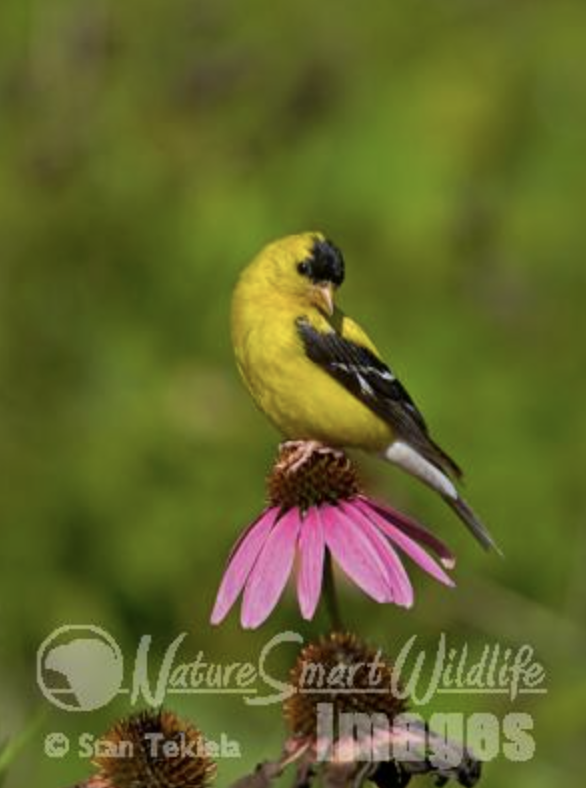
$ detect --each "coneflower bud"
[284,631,406,742]
[80,709,216,788]
[281,633,481,787]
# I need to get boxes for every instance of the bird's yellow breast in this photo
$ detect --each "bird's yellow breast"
[231,278,393,450]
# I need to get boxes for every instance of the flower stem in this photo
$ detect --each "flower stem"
[323,553,343,631]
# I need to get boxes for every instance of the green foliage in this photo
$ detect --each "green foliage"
[0,1,584,785]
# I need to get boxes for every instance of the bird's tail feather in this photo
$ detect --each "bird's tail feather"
[382,440,501,554]
[443,494,501,554]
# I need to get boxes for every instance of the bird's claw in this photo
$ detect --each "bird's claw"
[278,441,345,474]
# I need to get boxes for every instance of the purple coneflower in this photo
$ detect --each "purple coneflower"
[211,442,455,629]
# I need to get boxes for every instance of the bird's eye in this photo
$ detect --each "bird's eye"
[297,261,311,276]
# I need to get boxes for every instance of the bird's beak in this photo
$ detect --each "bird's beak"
[311,282,335,317]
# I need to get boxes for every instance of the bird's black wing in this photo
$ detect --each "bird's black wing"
[297,318,462,478]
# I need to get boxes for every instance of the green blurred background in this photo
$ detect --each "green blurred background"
[1,0,585,785]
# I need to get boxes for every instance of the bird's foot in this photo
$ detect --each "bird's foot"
[278,440,345,474]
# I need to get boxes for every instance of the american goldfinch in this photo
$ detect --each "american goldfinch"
[232,232,498,552]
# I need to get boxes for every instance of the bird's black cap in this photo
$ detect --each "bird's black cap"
[299,237,345,286]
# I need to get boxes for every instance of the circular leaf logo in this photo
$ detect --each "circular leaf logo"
[37,625,124,712]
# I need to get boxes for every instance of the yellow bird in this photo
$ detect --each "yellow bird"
[232,231,498,551]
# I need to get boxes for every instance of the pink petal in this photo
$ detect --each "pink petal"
[241,508,301,629]
[296,506,326,620]
[380,502,456,570]
[340,502,413,608]
[226,507,274,561]
[361,496,456,569]
[210,508,279,625]
[321,505,393,603]
[356,499,454,587]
